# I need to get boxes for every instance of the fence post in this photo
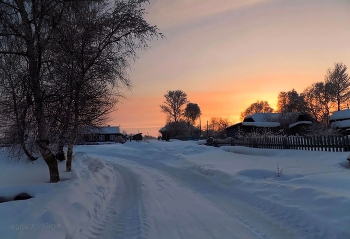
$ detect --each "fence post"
[335,136,339,152]
[345,135,349,152]
[285,137,290,149]
[296,136,300,150]
[330,135,334,152]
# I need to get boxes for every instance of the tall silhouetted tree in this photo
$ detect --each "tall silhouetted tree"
[160,90,188,122]
[325,62,350,111]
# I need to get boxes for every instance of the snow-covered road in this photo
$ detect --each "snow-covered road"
[1,140,350,239]
[83,146,301,239]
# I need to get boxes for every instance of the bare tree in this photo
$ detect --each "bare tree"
[276,89,308,113]
[0,0,76,182]
[303,81,333,125]
[209,117,231,138]
[240,100,273,121]
[160,90,188,122]
[0,52,37,161]
[50,0,161,171]
[0,0,161,181]
[325,62,350,111]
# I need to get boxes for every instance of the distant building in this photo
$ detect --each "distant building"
[226,112,313,138]
[79,125,124,143]
[159,126,169,141]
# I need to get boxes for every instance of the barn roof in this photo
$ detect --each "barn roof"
[244,112,304,122]
[85,126,121,134]
[329,109,350,121]
[100,126,120,134]
[244,113,280,122]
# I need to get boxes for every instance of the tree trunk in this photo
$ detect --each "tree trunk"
[66,81,82,172]
[34,90,60,182]
[16,0,60,183]
[66,138,76,172]
[56,145,66,162]
[56,132,67,162]
[21,141,36,161]
[37,140,60,182]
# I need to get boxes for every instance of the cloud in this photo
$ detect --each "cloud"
[146,0,272,29]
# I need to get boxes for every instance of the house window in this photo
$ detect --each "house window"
[110,135,115,141]
[99,135,105,141]
[88,135,94,141]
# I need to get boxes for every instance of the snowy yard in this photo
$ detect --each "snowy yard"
[0,140,350,239]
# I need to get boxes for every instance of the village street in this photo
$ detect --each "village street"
[78,141,330,239]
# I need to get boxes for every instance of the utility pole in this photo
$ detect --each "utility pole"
[207,120,209,138]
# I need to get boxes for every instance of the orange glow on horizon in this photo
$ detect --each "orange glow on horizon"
[106,0,350,137]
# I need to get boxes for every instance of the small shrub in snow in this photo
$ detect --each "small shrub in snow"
[275,163,283,178]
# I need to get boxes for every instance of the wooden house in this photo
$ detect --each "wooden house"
[226,112,313,138]
[80,125,124,143]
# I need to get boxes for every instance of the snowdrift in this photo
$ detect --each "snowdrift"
[0,152,116,239]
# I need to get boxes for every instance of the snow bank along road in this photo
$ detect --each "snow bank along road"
[74,140,350,239]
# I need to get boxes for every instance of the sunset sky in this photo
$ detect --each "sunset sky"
[109,0,350,136]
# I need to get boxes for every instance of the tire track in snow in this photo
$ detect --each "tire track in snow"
[99,164,149,239]
[92,152,301,239]
[123,160,274,239]
[72,154,148,239]
[76,156,117,239]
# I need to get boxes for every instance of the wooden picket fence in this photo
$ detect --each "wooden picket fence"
[213,135,350,152]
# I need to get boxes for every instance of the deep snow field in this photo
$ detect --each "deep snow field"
[0,140,349,239]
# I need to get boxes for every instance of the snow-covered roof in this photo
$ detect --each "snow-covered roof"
[87,126,120,134]
[288,121,312,129]
[242,122,281,128]
[331,119,350,128]
[329,109,350,121]
[244,113,280,122]
[100,126,120,134]
[159,127,167,132]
